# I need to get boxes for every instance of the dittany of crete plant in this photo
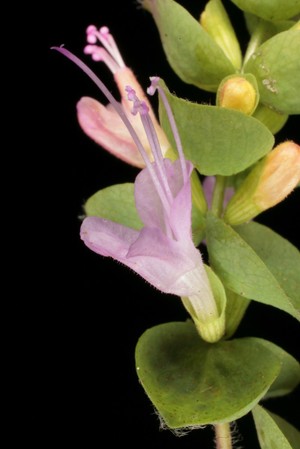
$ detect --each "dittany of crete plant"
[53,0,300,447]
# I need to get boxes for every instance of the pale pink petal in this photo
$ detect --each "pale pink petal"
[77,97,145,167]
[134,161,167,230]
[202,176,215,209]
[134,159,193,238]
[80,217,202,297]
[169,176,192,240]
[224,186,235,207]
[127,227,201,296]
[80,216,139,258]
[203,175,234,209]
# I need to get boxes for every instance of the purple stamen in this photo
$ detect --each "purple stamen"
[125,86,147,115]
[140,112,174,203]
[125,87,174,207]
[148,77,188,184]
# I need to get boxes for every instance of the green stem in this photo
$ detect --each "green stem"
[214,423,232,449]
[242,22,269,69]
[191,169,208,214]
[211,176,226,217]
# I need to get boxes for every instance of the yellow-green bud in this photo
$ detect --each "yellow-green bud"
[200,0,242,69]
[217,76,258,115]
[224,141,300,226]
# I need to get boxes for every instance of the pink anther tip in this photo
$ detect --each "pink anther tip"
[99,26,110,35]
[86,25,97,34]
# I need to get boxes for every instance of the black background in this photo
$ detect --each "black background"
[40,0,300,446]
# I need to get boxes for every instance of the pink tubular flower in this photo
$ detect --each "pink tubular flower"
[77,25,170,167]
[82,81,220,329]
[52,47,223,342]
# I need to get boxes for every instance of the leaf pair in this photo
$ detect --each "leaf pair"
[135,320,300,430]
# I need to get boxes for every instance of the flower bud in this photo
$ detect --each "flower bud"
[200,0,242,69]
[224,141,300,225]
[217,75,258,115]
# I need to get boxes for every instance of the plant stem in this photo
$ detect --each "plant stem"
[242,22,269,68]
[211,176,226,217]
[214,423,232,449]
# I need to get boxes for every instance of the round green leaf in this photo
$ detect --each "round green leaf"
[206,214,300,321]
[235,221,300,314]
[142,0,235,91]
[159,82,274,176]
[230,0,300,21]
[245,28,300,114]
[268,411,300,449]
[257,340,300,399]
[244,12,296,39]
[84,183,143,230]
[253,405,300,449]
[135,321,281,428]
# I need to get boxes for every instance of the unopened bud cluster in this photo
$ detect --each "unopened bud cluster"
[224,141,300,226]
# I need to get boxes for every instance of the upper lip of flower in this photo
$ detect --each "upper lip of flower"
[74,25,170,168]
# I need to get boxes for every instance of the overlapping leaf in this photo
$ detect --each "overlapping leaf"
[135,321,282,428]
[159,82,274,176]
[245,28,300,114]
[84,183,143,229]
[253,405,300,449]
[230,0,300,21]
[142,0,235,91]
[206,214,300,320]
